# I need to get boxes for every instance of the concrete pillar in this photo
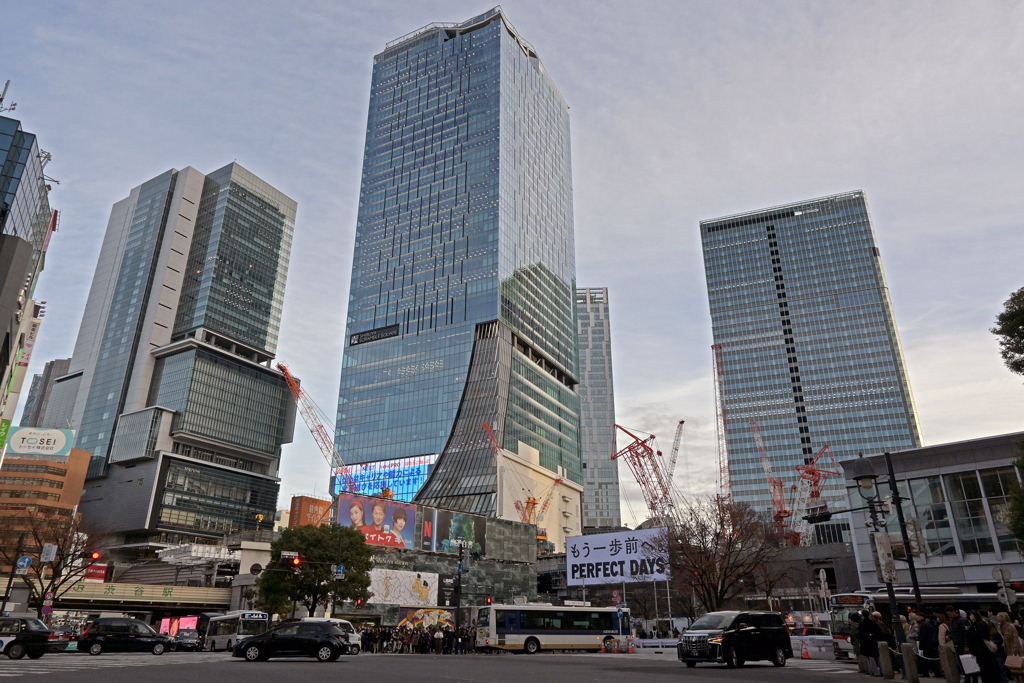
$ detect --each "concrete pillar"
[939,644,959,683]
[859,654,872,675]
[901,643,918,682]
[879,641,895,679]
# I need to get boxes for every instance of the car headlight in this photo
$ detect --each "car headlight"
[710,638,722,643]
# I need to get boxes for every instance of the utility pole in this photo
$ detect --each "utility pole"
[884,452,923,613]
[1,533,26,615]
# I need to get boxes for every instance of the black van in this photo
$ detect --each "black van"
[78,618,173,655]
[677,611,792,668]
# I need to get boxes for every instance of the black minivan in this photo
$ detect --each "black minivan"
[78,618,174,655]
[677,611,792,668]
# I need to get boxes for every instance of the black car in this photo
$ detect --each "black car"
[0,617,53,659]
[174,628,202,651]
[78,618,173,655]
[677,611,793,668]
[232,621,348,662]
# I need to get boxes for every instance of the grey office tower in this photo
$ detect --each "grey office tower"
[334,8,582,515]
[576,288,620,529]
[52,163,296,554]
[701,191,921,540]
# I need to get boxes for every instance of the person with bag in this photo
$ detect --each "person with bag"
[966,610,1002,683]
[860,610,883,677]
[998,612,1023,683]
[919,611,943,678]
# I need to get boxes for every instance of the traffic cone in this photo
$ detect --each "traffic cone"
[801,641,810,659]
[628,639,634,654]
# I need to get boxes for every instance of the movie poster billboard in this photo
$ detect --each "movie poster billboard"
[337,493,416,549]
[420,508,485,555]
[368,568,438,606]
[565,527,668,586]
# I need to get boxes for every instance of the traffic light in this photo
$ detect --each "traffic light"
[83,551,101,564]
[486,596,492,606]
[356,598,363,609]
[291,557,301,567]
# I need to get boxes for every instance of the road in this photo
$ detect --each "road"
[0,650,860,681]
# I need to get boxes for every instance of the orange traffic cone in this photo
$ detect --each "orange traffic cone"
[628,639,634,654]
[801,641,810,659]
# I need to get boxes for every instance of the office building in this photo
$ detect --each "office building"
[19,357,70,427]
[700,191,922,534]
[334,8,582,517]
[0,113,58,437]
[843,432,1022,592]
[53,163,296,554]
[576,288,620,528]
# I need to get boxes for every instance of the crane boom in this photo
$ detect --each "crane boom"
[749,419,790,532]
[791,444,840,546]
[712,344,731,499]
[613,424,680,527]
[665,420,684,482]
[277,363,359,495]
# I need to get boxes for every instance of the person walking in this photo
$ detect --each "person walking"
[965,611,1001,683]
[998,612,1023,683]
[919,611,943,678]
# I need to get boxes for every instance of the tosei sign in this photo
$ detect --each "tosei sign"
[5,427,75,456]
[566,527,669,586]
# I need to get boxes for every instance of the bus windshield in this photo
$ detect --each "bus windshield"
[239,619,267,636]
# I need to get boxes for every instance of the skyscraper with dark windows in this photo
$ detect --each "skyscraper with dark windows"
[700,191,922,539]
[53,163,296,555]
[576,288,620,529]
[334,8,582,516]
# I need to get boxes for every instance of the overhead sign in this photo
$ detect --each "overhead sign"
[5,427,75,456]
[40,544,57,563]
[566,528,668,586]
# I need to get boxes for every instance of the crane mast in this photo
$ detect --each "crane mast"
[665,420,685,483]
[712,344,731,500]
[790,444,840,546]
[749,419,790,533]
[613,424,679,527]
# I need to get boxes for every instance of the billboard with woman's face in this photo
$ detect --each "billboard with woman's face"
[336,493,416,548]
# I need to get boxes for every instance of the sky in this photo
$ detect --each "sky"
[3,1,1023,527]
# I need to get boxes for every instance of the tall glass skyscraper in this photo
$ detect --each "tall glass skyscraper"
[335,8,582,515]
[700,191,922,535]
[54,163,296,554]
[576,288,620,528]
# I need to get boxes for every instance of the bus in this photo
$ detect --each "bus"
[203,611,269,651]
[829,590,1008,658]
[475,604,629,654]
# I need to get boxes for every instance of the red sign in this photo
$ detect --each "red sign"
[41,606,52,615]
[84,564,107,582]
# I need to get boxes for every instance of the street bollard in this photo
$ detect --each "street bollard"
[879,641,895,679]
[939,644,959,683]
[858,654,871,675]
[900,643,919,683]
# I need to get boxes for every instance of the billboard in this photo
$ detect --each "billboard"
[368,568,437,606]
[420,508,485,555]
[5,427,75,456]
[337,493,416,548]
[566,527,668,586]
[289,495,331,528]
[332,454,438,502]
[397,608,454,630]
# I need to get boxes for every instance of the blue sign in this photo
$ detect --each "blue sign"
[335,565,346,579]
[617,609,624,619]
[16,556,31,569]
[332,454,438,502]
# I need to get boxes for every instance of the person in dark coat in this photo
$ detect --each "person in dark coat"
[860,610,883,677]
[966,611,1001,683]
[918,611,943,678]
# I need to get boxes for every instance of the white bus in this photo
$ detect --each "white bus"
[204,611,269,651]
[475,604,628,654]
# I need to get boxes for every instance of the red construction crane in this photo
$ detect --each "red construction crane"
[665,420,685,484]
[277,363,359,496]
[749,420,790,533]
[790,445,840,546]
[712,345,731,500]
[613,424,679,527]
[484,423,561,538]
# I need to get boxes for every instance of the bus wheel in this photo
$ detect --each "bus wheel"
[524,638,540,655]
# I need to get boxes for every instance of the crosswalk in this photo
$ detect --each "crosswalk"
[790,659,860,675]
[0,651,229,677]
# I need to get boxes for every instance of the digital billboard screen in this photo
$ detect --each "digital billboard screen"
[332,454,438,502]
[337,493,416,548]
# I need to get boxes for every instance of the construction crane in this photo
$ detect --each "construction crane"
[712,344,731,500]
[749,420,790,534]
[790,445,840,546]
[613,424,679,527]
[484,423,562,541]
[664,420,685,484]
[277,363,359,497]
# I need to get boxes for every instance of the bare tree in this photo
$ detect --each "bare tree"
[660,496,786,614]
[0,511,113,617]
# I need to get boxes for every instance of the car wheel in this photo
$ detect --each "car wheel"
[244,645,263,662]
[349,644,359,655]
[316,645,336,662]
[27,648,45,659]
[771,646,786,667]
[6,642,26,660]
[524,638,540,655]
[88,642,103,656]
[684,661,697,668]
[152,643,166,655]
[725,646,743,669]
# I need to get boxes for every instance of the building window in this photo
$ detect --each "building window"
[908,476,956,556]
[978,466,1020,553]
[944,472,994,554]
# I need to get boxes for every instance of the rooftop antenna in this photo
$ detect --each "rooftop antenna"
[0,81,16,113]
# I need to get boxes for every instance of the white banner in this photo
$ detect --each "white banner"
[566,527,668,586]
[368,567,438,606]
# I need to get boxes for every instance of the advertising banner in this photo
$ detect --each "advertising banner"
[420,508,485,555]
[397,607,453,630]
[337,493,415,548]
[566,527,668,586]
[368,567,438,606]
[438,574,457,607]
[5,427,75,456]
[289,495,331,528]
[332,454,438,502]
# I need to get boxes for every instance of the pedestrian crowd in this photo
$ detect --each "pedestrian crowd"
[359,625,476,655]
[849,607,1024,683]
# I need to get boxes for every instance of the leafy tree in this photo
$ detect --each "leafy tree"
[992,286,1024,378]
[255,524,373,618]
